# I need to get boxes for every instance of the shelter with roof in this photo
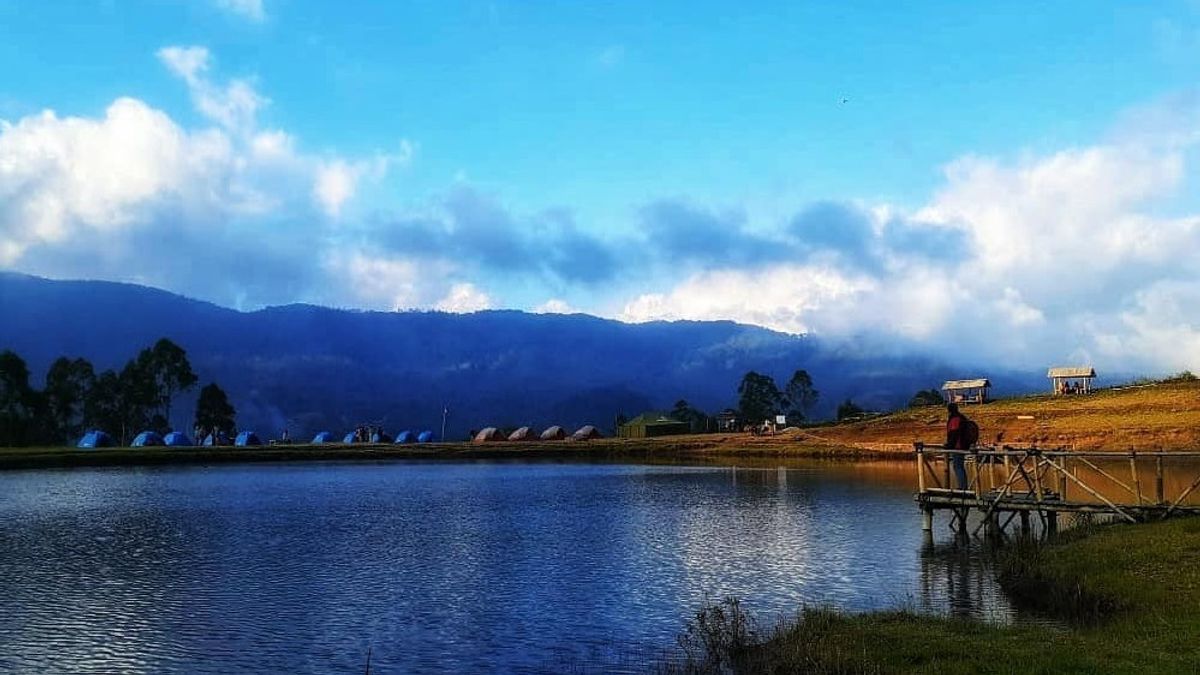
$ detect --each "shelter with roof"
[942,378,991,404]
[540,426,566,441]
[1048,366,1096,395]
[715,409,741,432]
[618,413,690,439]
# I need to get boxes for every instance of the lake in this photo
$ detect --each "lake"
[0,460,1013,673]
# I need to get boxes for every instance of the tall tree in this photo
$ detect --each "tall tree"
[195,383,237,437]
[783,369,819,422]
[672,399,711,433]
[0,350,36,446]
[836,398,865,421]
[44,357,96,443]
[737,371,783,424]
[138,339,197,432]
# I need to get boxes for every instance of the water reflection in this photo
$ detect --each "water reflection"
[0,461,1019,673]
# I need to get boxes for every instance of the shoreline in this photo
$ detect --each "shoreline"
[0,435,899,471]
[666,517,1200,673]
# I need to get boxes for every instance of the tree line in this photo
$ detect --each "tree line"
[0,339,236,447]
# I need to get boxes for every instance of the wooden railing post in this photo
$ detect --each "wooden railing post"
[915,443,925,494]
[1157,456,1165,505]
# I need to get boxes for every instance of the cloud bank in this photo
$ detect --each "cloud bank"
[3,47,1200,374]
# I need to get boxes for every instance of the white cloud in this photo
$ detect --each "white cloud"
[617,122,1200,372]
[0,46,408,308]
[0,98,233,263]
[214,0,266,22]
[534,298,576,314]
[436,283,493,313]
[157,46,266,133]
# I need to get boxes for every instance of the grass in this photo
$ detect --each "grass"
[813,379,1200,452]
[662,518,1200,674]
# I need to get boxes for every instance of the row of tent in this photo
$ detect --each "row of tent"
[76,428,437,449]
[472,425,602,443]
[78,430,264,448]
[309,430,436,444]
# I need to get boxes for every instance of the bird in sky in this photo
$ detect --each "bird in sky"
[840,96,850,104]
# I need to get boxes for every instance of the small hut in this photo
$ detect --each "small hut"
[473,427,504,443]
[507,426,534,441]
[571,425,603,441]
[1048,366,1096,395]
[942,378,991,404]
[715,409,741,432]
[540,426,566,441]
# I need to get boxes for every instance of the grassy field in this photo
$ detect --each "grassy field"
[807,378,1200,452]
[669,517,1200,674]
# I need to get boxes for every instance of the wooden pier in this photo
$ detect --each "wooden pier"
[914,443,1200,537]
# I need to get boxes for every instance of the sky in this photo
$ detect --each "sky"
[3,1,1200,373]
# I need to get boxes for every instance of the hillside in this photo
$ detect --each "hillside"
[0,273,1013,439]
[806,379,1200,452]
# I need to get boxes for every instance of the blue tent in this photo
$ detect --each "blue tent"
[131,431,164,447]
[311,431,335,444]
[163,431,192,447]
[394,430,415,444]
[370,431,392,443]
[342,432,357,444]
[235,431,262,447]
[77,430,113,449]
[203,431,230,446]
[417,430,434,443]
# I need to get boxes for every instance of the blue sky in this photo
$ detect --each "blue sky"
[4,1,1200,371]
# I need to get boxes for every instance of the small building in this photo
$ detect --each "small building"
[1048,366,1096,395]
[715,409,741,432]
[618,413,690,439]
[942,378,991,404]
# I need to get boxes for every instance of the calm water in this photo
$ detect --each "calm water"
[0,460,1012,673]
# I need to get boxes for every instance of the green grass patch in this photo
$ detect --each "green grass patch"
[663,518,1200,674]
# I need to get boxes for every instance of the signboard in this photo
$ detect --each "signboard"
[775,415,787,425]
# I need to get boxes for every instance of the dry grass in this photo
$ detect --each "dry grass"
[808,380,1200,452]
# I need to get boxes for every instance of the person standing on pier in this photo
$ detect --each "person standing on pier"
[945,403,973,489]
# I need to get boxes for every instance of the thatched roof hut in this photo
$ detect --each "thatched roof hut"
[942,378,991,404]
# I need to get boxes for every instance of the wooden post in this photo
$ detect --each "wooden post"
[1047,511,1058,535]
[915,443,926,494]
[1130,451,1142,506]
[1058,459,1068,499]
[922,508,933,532]
[1156,456,1165,505]
[1019,511,1031,534]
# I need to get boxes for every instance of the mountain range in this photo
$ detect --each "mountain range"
[0,272,1042,439]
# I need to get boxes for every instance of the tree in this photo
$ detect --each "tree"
[44,357,96,443]
[84,370,123,438]
[908,388,945,408]
[195,383,237,437]
[836,398,865,421]
[783,369,819,423]
[737,371,783,424]
[672,399,712,433]
[139,339,197,431]
[0,350,37,446]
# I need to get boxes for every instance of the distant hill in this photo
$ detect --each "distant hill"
[0,273,1038,439]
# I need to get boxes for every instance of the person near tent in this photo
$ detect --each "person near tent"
[944,403,973,489]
